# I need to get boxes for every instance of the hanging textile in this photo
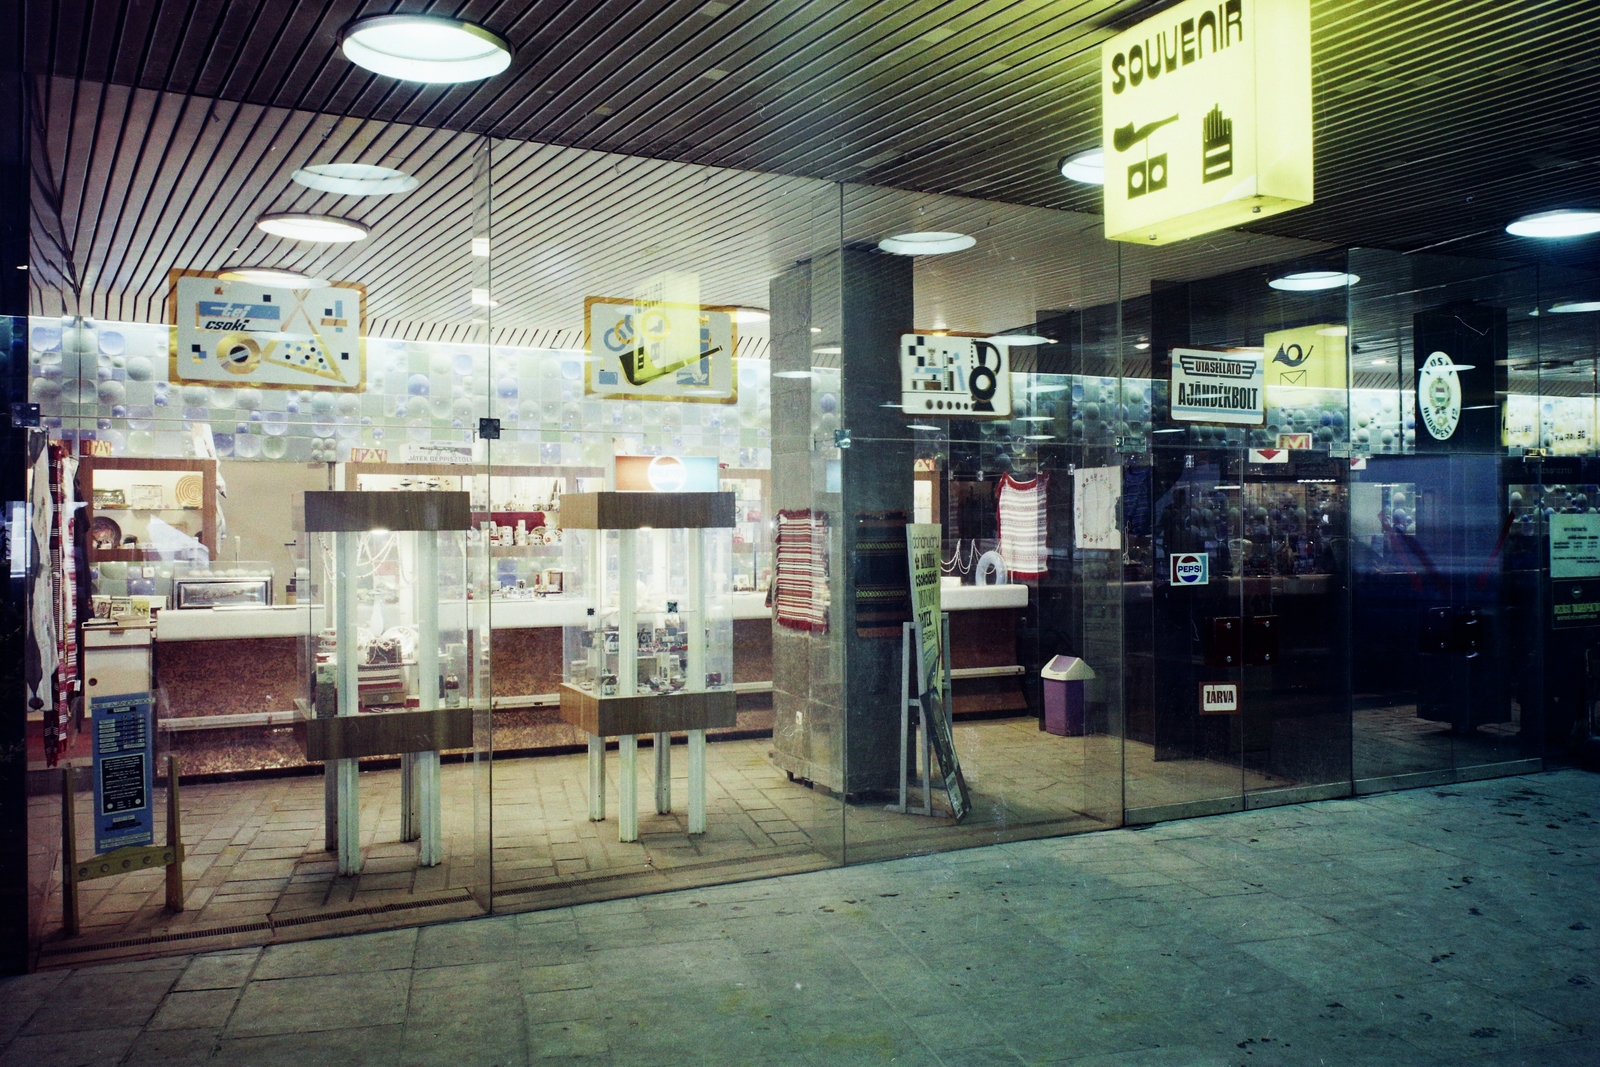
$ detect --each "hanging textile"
[853,510,912,638]
[997,471,1049,579]
[774,509,829,633]
[46,441,81,763]
[25,437,55,760]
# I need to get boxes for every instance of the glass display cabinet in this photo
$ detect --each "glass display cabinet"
[560,492,736,842]
[298,491,475,875]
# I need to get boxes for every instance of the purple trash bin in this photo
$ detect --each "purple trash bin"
[1041,654,1095,736]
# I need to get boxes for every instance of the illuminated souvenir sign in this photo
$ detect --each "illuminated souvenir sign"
[1416,351,1463,441]
[1100,0,1313,245]
[169,270,366,390]
[900,335,1012,418]
[1170,347,1265,425]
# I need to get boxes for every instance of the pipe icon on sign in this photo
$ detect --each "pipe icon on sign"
[1202,105,1233,183]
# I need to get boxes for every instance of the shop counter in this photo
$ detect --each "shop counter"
[151,584,1035,774]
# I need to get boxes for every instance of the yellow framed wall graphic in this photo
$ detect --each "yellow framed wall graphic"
[583,295,739,405]
[1101,0,1313,245]
[166,270,367,391]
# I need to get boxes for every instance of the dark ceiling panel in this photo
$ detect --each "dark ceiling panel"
[22,0,1600,269]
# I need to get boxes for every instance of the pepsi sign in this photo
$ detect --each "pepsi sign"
[1170,552,1209,586]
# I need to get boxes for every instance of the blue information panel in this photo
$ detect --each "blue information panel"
[91,693,154,854]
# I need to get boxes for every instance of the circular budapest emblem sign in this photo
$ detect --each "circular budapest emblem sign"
[1417,350,1463,441]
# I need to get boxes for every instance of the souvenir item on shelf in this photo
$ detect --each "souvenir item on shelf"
[89,515,122,550]
[93,488,126,509]
[128,484,164,510]
[174,474,204,508]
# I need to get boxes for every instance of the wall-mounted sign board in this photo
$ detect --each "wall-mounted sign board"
[1200,682,1239,715]
[585,292,737,405]
[1101,0,1313,245]
[169,271,366,390]
[1170,348,1264,425]
[900,335,1012,418]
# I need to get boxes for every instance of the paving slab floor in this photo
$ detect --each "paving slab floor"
[4,768,1594,1066]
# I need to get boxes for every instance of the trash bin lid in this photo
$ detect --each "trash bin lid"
[1041,654,1095,681]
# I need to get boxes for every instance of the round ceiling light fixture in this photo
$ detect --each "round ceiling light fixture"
[291,163,418,196]
[256,213,369,243]
[340,15,513,84]
[1268,270,1360,292]
[731,308,771,324]
[1549,300,1600,313]
[987,333,1055,345]
[878,232,975,256]
[1505,209,1600,239]
[1059,148,1104,185]
[217,266,329,288]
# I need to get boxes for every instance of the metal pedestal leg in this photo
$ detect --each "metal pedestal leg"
[688,729,707,834]
[618,734,639,842]
[587,734,606,821]
[654,732,672,814]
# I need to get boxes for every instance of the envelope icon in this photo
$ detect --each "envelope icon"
[1278,369,1307,386]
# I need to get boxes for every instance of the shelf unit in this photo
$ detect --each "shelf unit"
[76,456,218,562]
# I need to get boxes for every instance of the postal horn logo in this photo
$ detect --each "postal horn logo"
[1418,350,1464,441]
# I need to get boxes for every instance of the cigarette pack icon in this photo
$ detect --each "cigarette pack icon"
[1202,105,1233,183]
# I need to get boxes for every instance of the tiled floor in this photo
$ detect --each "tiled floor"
[29,718,1121,965]
[5,769,1594,1066]
[28,710,1545,968]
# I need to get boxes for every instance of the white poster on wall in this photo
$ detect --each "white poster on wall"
[1170,348,1265,425]
[169,270,366,390]
[1551,513,1600,579]
[1074,466,1122,550]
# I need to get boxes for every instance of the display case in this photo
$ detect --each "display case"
[559,491,736,841]
[77,456,217,562]
[297,490,476,875]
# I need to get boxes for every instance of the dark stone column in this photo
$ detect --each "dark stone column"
[769,245,913,798]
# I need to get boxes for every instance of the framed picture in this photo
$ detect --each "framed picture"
[129,484,164,510]
[174,577,272,609]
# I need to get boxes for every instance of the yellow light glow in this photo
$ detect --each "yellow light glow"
[1100,0,1313,245]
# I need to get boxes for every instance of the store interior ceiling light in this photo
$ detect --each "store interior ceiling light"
[1134,342,1151,350]
[217,266,329,288]
[1015,415,1052,422]
[1059,148,1104,185]
[988,333,1055,345]
[470,288,498,308]
[1505,209,1600,239]
[1549,301,1600,313]
[1021,434,1055,441]
[340,15,512,84]
[291,163,418,196]
[732,308,770,324]
[1028,384,1068,394]
[877,231,975,255]
[907,423,941,431]
[256,213,369,243]
[1268,271,1360,292]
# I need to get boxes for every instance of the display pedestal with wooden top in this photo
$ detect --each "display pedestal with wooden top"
[559,491,737,842]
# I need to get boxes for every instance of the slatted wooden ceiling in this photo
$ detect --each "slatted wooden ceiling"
[30,73,1323,336]
[26,0,1600,268]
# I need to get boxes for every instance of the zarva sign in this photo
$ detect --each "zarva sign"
[1101,0,1313,245]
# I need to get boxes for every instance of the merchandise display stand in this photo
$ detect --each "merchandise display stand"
[299,491,474,876]
[60,756,185,936]
[559,492,736,843]
[888,613,955,816]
